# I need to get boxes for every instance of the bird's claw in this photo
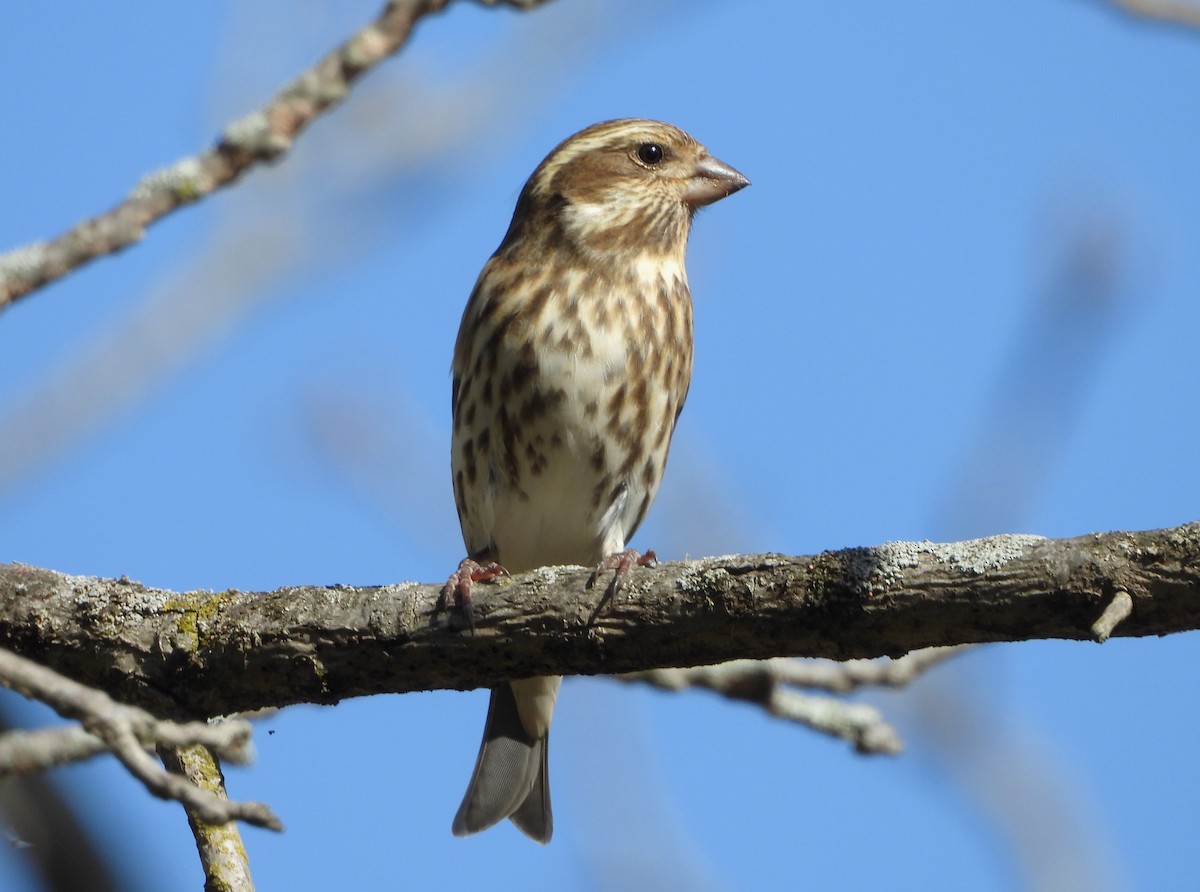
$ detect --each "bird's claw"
[439,558,508,632]
[586,548,657,598]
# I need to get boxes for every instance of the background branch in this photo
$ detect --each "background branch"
[0,646,277,830]
[0,0,553,313]
[1110,0,1200,29]
[620,647,966,754]
[1,523,1195,720]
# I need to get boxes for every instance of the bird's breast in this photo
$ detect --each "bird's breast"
[452,254,693,570]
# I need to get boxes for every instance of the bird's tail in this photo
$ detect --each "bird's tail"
[452,680,555,843]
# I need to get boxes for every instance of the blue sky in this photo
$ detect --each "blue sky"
[2,1,1199,889]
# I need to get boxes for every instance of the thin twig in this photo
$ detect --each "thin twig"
[1091,590,1134,643]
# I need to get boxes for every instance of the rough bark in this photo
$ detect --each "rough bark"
[2,523,1196,719]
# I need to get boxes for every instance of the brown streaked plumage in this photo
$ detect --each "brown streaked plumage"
[445,119,748,843]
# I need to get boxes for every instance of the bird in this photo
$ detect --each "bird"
[442,118,748,843]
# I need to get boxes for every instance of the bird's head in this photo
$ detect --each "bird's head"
[500,119,749,261]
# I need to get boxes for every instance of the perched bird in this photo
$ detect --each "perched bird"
[443,119,748,843]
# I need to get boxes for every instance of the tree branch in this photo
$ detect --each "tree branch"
[0,646,278,830]
[0,0,554,314]
[1,523,1196,720]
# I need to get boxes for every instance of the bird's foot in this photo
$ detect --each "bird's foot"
[586,548,657,599]
[439,558,508,632]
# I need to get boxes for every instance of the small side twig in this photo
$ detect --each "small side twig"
[1091,590,1134,643]
[0,646,279,830]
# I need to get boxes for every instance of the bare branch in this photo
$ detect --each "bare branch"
[0,647,278,830]
[0,0,555,313]
[1,524,1197,722]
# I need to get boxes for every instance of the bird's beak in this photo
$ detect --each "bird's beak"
[684,153,750,208]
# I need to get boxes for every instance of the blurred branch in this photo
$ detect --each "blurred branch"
[0,724,110,775]
[0,523,1196,719]
[735,646,966,694]
[0,646,279,831]
[907,672,1128,891]
[620,649,965,755]
[619,653,964,755]
[923,199,1137,889]
[0,0,602,497]
[931,210,1129,541]
[0,0,554,313]
[1110,0,1200,28]
[0,703,124,892]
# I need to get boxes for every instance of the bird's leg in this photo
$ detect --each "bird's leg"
[586,548,658,600]
[439,557,507,632]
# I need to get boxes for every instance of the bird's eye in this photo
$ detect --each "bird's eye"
[636,142,665,165]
